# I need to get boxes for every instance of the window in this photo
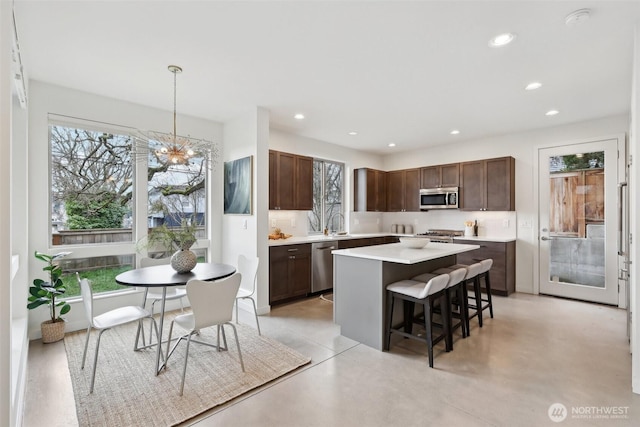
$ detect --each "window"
[147,139,207,251]
[49,118,210,297]
[308,159,344,233]
[50,124,134,245]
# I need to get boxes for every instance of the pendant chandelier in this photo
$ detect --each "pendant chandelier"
[134,65,218,168]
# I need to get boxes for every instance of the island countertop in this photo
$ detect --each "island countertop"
[332,241,480,264]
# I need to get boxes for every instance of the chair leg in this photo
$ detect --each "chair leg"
[149,299,157,344]
[474,276,483,327]
[179,333,193,396]
[462,281,471,337]
[134,319,145,350]
[90,329,108,394]
[484,272,494,318]
[403,300,415,335]
[249,297,261,335]
[81,326,92,370]
[235,298,239,325]
[423,299,434,368]
[226,323,245,372]
[384,293,395,351]
[443,290,453,352]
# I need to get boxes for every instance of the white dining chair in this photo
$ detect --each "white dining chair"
[235,254,261,335]
[165,273,244,396]
[78,276,160,393]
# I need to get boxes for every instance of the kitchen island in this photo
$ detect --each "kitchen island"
[332,241,480,350]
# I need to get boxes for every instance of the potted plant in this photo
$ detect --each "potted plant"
[146,220,198,273]
[27,251,72,343]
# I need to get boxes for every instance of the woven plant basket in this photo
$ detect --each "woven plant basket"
[41,319,65,343]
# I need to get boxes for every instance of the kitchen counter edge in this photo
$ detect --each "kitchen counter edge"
[268,233,515,246]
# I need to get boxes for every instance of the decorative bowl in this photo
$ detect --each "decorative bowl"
[398,237,430,249]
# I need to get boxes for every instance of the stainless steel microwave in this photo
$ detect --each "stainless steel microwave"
[419,187,459,210]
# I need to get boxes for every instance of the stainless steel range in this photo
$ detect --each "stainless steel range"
[416,229,464,243]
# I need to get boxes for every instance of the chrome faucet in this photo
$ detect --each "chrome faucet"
[327,212,345,235]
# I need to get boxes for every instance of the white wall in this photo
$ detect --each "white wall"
[26,81,224,337]
[383,114,630,294]
[222,107,270,314]
[631,25,640,394]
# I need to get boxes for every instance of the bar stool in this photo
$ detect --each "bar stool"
[384,273,450,367]
[469,259,494,325]
[432,262,482,335]
[413,267,467,351]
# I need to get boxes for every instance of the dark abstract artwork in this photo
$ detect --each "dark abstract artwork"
[224,156,252,214]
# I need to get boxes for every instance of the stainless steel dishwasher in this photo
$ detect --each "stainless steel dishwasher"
[312,240,337,293]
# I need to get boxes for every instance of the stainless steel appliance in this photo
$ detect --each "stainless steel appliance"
[416,229,464,243]
[419,187,459,210]
[312,240,337,293]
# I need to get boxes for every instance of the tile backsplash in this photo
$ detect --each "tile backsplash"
[270,209,517,239]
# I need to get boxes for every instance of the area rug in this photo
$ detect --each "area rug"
[64,316,311,426]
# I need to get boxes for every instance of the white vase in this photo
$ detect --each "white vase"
[464,226,474,237]
[170,249,197,273]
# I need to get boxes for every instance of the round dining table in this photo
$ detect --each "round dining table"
[116,262,236,374]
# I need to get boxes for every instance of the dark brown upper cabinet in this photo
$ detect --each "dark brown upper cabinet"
[420,163,460,188]
[354,168,387,212]
[386,168,420,212]
[460,156,515,211]
[269,150,313,210]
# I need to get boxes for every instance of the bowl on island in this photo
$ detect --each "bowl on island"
[398,237,430,249]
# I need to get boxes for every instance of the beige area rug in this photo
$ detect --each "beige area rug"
[64,315,311,426]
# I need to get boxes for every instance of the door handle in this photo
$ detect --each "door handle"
[317,246,336,251]
[618,182,628,256]
[540,236,553,241]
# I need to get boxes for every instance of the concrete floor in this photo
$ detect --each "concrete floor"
[24,293,639,426]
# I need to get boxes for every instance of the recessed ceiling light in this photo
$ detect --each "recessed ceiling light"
[489,33,516,47]
[545,109,559,116]
[348,131,358,136]
[525,82,542,91]
[576,153,584,158]
[450,130,460,135]
[565,9,591,26]
[388,143,396,147]
[294,113,305,120]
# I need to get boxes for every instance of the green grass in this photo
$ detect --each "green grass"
[63,256,206,298]
[63,265,132,297]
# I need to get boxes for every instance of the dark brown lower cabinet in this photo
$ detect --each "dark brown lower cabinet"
[269,244,311,304]
[455,240,515,296]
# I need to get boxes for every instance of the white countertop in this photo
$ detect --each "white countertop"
[268,232,407,246]
[453,236,516,243]
[332,242,480,264]
[268,232,515,246]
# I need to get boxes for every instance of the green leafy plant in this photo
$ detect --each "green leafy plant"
[27,251,72,322]
[146,220,198,252]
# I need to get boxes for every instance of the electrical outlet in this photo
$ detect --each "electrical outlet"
[271,219,276,228]
[243,219,248,229]
[503,219,510,228]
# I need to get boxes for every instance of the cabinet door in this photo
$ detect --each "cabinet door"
[289,251,311,297]
[374,170,387,212]
[386,170,404,212]
[420,166,440,188]
[276,152,296,210]
[460,160,485,210]
[269,247,291,303]
[455,240,515,295]
[440,163,460,187]
[295,155,314,210]
[269,151,277,210]
[485,157,515,211]
[404,168,420,211]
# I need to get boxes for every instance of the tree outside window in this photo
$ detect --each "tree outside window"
[308,159,344,233]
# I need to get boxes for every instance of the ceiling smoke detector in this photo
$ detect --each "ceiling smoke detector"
[565,9,591,26]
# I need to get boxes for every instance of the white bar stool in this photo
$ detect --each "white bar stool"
[384,273,450,368]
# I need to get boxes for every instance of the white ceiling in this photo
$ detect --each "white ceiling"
[13,1,640,154]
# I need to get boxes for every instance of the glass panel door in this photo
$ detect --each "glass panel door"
[539,139,619,305]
